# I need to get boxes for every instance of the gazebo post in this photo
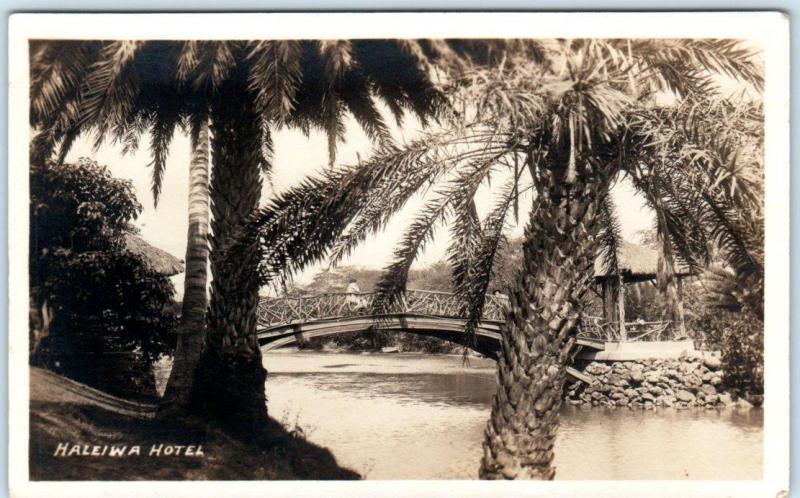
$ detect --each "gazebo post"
[602,279,617,339]
[618,279,627,342]
[676,277,686,337]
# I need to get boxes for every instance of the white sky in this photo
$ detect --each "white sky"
[65,111,655,295]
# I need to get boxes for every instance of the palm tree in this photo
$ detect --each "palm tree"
[160,120,211,414]
[28,39,450,429]
[240,39,762,477]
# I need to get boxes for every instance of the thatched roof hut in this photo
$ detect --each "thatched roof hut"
[592,240,694,341]
[594,240,692,283]
[123,233,184,276]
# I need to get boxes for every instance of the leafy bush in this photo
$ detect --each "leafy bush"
[30,158,177,398]
[683,276,763,398]
[718,311,763,399]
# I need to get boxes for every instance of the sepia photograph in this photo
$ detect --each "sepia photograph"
[7,12,790,497]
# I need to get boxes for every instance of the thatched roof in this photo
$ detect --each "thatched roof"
[594,240,692,281]
[123,234,184,276]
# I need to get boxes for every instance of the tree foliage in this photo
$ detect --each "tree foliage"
[29,39,457,193]
[30,158,177,396]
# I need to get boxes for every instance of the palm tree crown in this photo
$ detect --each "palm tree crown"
[30,39,450,186]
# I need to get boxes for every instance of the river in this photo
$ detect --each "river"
[263,351,762,480]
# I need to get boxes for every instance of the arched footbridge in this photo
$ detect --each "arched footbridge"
[257,289,604,384]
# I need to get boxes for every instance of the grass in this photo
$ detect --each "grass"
[29,368,360,480]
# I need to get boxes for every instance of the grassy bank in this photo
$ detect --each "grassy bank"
[29,368,359,480]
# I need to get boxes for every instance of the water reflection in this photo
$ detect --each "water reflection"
[280,372,497,408]
[264,352,763,480]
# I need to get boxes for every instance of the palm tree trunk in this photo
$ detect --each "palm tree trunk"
[160,121,211,416]
[191,86,269,437]
[480,175,606,480]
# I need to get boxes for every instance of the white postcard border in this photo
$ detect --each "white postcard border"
[7,11,790,497]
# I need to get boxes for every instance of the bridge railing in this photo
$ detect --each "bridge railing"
[257,289,507,328]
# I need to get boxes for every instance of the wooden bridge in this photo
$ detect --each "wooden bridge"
[256,289,622,384]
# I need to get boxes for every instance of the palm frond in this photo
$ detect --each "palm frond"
[148,110,181,205]
[247,40,303,124]
[30,41,98,125]
[455,177,530,350]
[597,192,623,279]
[447,198,483,307]
[371,194,452,314]
[77,41,143,145]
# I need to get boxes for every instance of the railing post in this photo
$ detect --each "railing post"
[618,282,627,342]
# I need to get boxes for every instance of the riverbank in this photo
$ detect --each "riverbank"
[567,354,758,409]
[29,367,359,480]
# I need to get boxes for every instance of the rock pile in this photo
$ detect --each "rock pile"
[566,355,738,409]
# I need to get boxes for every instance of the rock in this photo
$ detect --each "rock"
[703,355,722,370]
[664,369,680,379]
[701,371,714,382]
[685,373,702,387]
[748,394,764,407]
[649,386,664,396]
[616,398,629,407]
[710,375,723,386]
[641,392,656,402]
[662,396,675,407]
[701,384,717,396]
[630,369,644,383]
[676,390,696,403]
[624,388,638,398]
[611,391,626,400]
[718,393,733,405]
[736,398,753,409]
[585,363,603,375]
[681,362,698,375]
[644,372,662,384]
[705,394,718,404]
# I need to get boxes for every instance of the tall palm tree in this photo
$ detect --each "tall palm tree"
[160,119,211,414]
[240,39,763,477]
[29,39,450,428]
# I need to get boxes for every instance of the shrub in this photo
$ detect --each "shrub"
[30,159,177,398]
[718,311,763,399]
